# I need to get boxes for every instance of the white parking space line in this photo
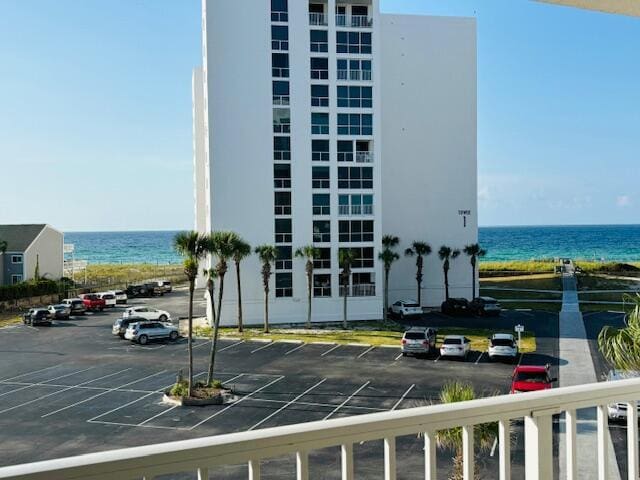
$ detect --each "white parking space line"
[0,366,99,398]
[433,355,441,363]
[517,353,524,366]
[320,344,340,357]
[391,384,416,411]
[249,397,385,412]
[0,368,129,416]
[249,378,327,431]
[357,346,376,359]
[323,381,370,421]
[188,376,285,430]
[88,419,190,431]
[394,352,403,361]
[43,370,168,418]
[250,342,275,354]
[284,343,306,356]
[218,340,244,352]
[475,352,485,365]
[192,340,211,350]
[0,364,63,383]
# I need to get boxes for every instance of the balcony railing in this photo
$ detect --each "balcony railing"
[1,377,639,480]
[337,69,373,81]
[340,283,376,297]
[335,14,373,28]
[309,12,327,25]
[338,204,373,216]
[272,95,290,106]
[355,151,373,163]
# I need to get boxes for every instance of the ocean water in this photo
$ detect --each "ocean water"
[64,225,640,264]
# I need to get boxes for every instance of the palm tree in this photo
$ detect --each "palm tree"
[205,231,240,385]
[255,244,278,333]
[380,235,400,322]
[436,382,497,480]
[232,237,252,333]
[404,241,432,306]
[598,294,640,371]
[173,231,209,396]
[438,246,461,301]
[203,268,216,327]
[463,243,487,299]
[295,245,320,329]
[339,248,357,329]
[0,239,6,254]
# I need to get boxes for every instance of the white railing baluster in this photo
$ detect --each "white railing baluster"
[248,459,260,480]
[384,437,396,480]
[341,444,354,480]
[524,413,552,480]
[498,419,510,480]
[197,467,208,480]
[627,401,639,480]
[565,409,577,480]
[597,405,608,480]
[462,425,474,480]
[296,451,309,480]
[424,431,436,480]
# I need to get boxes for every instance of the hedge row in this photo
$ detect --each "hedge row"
[0,279,66,302]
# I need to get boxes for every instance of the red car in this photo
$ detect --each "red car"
[510,365,556,393]
[81,294,106,312]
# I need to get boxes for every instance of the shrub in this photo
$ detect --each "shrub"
[169,380,189,397]
[0,279,62,302]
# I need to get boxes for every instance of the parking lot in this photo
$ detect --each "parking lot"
[0,293,559,479]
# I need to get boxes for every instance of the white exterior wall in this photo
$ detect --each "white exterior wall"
[381,15,477,306]
[23,225,64,282]
[192,66,208,289]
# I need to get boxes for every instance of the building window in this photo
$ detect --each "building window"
[337,86,372,108]
[311,113,329,135]
[11,274,23,284]
[276,246,292,270]
[273,108,291,133]
[337,140,353,162]
[338,166,373,189]
[339,220,374,242]
[313,274,331,297]
[312,194,330,215]
[339,194,373,215]
[274,164,291,188]
[272,81,290,105]
[271,0,288,22]
[311,85,329,107]
[337,59,372,81]
[275,218,292,243]
[272,53,289,78]
[336,32,372,54]
[275,272,293,297]
[312,139,329,161]
[273,136,291,161]
[271,25,289,51]
[340,247,374,268]
[337,113,372,135]
[352,272,375,296]
[313,248,331,269]
[312,166,330,188]
[310,30,328,52]
[310,57,329,80]
[313,220,330,243]
[11,255,23,264]
[274,191,292,215]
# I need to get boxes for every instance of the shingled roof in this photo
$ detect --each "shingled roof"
[0,224,47,252]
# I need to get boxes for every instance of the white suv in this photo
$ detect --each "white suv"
[123,306,171,322]
[124,321,179,345]
[390,300,422,319]
[488,333,518,361]
[401,327,437,357]
[440,335,471,360]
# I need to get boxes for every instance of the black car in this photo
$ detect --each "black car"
[23,308,52,326]
[47,304,71,319]
[441,298,469,315]
[469,297,502,316]
[112,316,146,338]
[126,283,163,298]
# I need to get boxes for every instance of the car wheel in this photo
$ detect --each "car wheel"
[138,335,148,345]
[119,333,125,339]
[169,331,178,341]
[159,314,168,322]
[400,312,405,320]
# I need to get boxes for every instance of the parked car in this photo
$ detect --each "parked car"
[441,298,469,316]
[47,304,71,320]
[61,298,86,315]
[23,308,52,326]
[390,300,422,319]
[126,283,163,298]
[82,294,106,312]
[98,292,117,308]
[112,316,147,338]
[113,290,128,305]
[401,327,437,357]
[606,370,640,421]
[156,280,173,294]
[488,333,518,362]
[469,297,502,316]
[124,321,180,344]
[123,306,171,322]
[439,335,471,360]
[510,365,556,393]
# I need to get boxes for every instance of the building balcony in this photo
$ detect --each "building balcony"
[339,283,376,297]
[337,69,372,81]
[272,95,290,106]
[309,12,328,26]
[338,204,373,216]
[336,14,373,28]
[355,151,373,163]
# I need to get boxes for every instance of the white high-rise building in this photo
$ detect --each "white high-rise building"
[194,0,477,326]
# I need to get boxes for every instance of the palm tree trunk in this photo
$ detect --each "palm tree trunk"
[187,280,194,397]
[343,281,348,329]
[306,272,312,329]
[236,262,243,333]
[471,265,476,299]
[417,276,421,306]
[384,267,390,322]
[264,288,270,333]
[444,268,450,301]
[207,278,216,327]
[208,275,225,384]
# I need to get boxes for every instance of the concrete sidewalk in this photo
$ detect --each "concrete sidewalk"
[558,272,620,479]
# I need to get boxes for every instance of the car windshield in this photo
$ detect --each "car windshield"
[483,299,497,304]
[515,371,548,383]
[491,339,514,347]
[404,332,425,340]
[444,338,461,345]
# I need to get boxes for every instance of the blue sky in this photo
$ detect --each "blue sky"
[0,0,638,231]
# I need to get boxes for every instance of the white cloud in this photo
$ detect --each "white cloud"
[616,195,632,207]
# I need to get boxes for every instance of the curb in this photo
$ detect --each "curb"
[249,338,272,343]
[378,344,400,349]
[347,342,370,347]
[310,341,336,345]
[277,339,304,344]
